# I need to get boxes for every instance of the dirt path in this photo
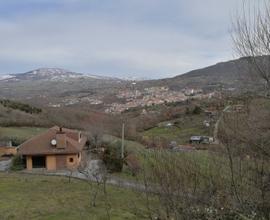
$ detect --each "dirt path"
[213,105,231,144]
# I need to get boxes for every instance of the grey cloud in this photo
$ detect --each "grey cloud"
[0,0,238,78]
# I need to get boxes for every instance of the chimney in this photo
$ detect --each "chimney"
[56,127,66,149]
[78,132,81,142]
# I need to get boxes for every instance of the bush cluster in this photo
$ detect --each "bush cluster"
[102,141,124,172]
[0,99,42,114]
[10,155,24,171]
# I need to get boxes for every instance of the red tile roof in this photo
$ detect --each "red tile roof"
[18,126,87,156]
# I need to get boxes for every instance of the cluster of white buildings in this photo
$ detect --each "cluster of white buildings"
[105,87,221,114]
[105,87,188,114]
[46,86,221,113]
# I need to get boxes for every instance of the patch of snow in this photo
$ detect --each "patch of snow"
[0,75,14,81]
[1,68,123,82]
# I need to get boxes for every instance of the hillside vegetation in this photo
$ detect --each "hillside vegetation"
[0,127,46,145]
[142,114,212,145]
[138,57,264,93]
[0,99,42,114]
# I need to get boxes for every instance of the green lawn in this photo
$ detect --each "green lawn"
[0,127,47,144]
[0,172,150,220]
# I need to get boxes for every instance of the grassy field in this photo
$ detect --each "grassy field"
[143,114,212,145]
[0,127,47,144]
[103,134,145,154]
[0,172,150,220]
[102,133,222,182]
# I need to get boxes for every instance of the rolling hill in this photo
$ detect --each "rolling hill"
[138,57,263,92]
[0,68,126,106]
[0,57,264,109]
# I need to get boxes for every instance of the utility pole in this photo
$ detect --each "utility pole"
[121,123,125,159]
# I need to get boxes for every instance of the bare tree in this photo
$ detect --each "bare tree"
[78,161,111,219]
[140,149,229,220]
[218,98,270,219]
[232,0,270,96]
[86,124,104,151]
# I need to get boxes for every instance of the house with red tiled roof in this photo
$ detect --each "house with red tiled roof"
[18,126,87,171]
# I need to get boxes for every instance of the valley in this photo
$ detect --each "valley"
[0,57,260,115]
[0,57,269,220]
[0,58,255,145]
[1,0,270,219]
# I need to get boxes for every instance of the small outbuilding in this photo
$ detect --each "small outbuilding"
[189,136,213,144]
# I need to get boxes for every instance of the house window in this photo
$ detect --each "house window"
[69,157,74,163]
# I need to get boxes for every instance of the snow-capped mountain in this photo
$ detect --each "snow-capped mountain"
[16,68,84,81]
[0,68,119,82]
[0,74,15,81]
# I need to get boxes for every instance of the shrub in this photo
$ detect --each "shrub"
[185,107,191,114]
[193,106,202,114]
[125,154,140,176]
[10,155,24,171]
[102,141,124,172]
[0,99,42,114]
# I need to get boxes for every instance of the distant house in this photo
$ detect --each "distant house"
[18,126,87,171]
[0,141,17,157]
[189,136,203,144]
[203,120,210,127]
[204,110,218,118]
[231,104,245,113]
[189,136,213,144]
[165,122,173,127]
[0,140,12,147]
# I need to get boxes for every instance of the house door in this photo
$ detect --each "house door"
[32,156,46,168]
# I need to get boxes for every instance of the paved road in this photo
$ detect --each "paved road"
[21,170,147,192]
[21,159,147,192]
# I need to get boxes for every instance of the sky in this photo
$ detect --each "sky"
[0,0,242,79]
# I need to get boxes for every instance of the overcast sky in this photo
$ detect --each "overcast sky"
[0,0,242,79]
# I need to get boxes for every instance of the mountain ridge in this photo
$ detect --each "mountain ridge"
[0,68,121,82]
[0,57,264,106]
[137,57,262,93]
